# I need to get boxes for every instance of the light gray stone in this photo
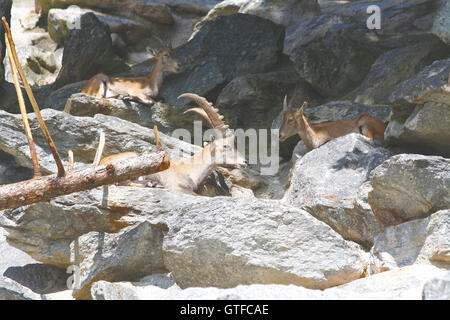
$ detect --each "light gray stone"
[283,133,392,247]
[367,154,450,225]
[422,272,450,300]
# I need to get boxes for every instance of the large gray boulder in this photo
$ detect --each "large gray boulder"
[0,108,198,174]
[386,58,450,156]
[0,187,199,268]
[160,13,285,105]
[163,196,369,290]
[285,16,382,99]
[422,272,450,300]
[71,222,166,300]
[355,35,449,105]
[432,0,450,45]
[367,154,450,225]
[90,265,448,300]
[193,0,320,36]
[53,13,129,89]
[370,209,450,272]
[283,133,392,247]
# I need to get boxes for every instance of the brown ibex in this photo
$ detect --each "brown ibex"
[81,45,180,105]
[279,96,387,151]
[99,93,247,195]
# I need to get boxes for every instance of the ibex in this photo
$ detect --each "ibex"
[81,45,180,105]
[99,93,247,195]
[279,96,387,152]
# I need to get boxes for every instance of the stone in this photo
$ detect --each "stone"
[384,102,450,157]
[71,221,166,300]
[370,209,450,271]
[285,16,383,99]
[390,58,450,106]
[160,13,285,105]
[0,187,199,267]
[432,0,450,44]
[355,35,450,105]
[422,272,450,300]
[367,154,450,225]
[53,12,129,89]
[283,133,392,247]
[0,150,33,185]
[163,196,369,290]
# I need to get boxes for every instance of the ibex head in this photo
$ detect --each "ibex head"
[179,93,247,169]
[147,36,181,74]
[279,95,308,142]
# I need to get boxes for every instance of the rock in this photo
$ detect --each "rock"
[93,265,449,300]
[303,101,391,124]
[390,58,450,106]
[71,221,166,300]
[160,13,285,105]
[0,150,33,185]
[422,272,450,300]
[37,0,174,25]
[216,71,321,129]
[47,6,149,45]
[193,0,320,36]
[43,81,87,111]
[283,133,392,247]
[0,108,198,174]
[0,277,42,300]
[163,196,369,290]
[53,12,129,89]
[3,263,68,294]
[321,0,445,35]
[355,35,450,105]
[64,93,186,132]
[91,273,178,300]
[325,265,448,300]
[285,16,383,99]
[0,187,200,267]
[0,0,12,82]
[367,154,450,225]
[384,102,450,157]
[432,0,450,44]
[370,209,450,272]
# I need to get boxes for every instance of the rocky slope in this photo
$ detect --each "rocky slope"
[0,0,449,300]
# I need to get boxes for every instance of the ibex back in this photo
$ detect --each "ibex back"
[81,46,180,105]
[279,97,387,152]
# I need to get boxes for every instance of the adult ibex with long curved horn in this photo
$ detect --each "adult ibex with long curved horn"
[279,96,387,152]
[99,93,247,195]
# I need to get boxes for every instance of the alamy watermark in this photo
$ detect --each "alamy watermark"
[366,5,381,30]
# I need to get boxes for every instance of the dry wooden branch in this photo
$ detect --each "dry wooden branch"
[4,33,42,178]
[0,151,169,211]
[153,125,162,151]
[2,17,65,177]
[68,150,74,172]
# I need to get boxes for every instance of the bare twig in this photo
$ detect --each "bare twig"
[153,126,162,151]
[92,132,106,166]
[4,33,41,178]
[68,150,74,172]
[2,17,65,177]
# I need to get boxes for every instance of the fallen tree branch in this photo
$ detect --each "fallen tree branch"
[0,151,169,211]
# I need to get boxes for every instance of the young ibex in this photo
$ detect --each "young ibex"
[81,45,180,105]
[99,93,247,195]
[279,96,387,151]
